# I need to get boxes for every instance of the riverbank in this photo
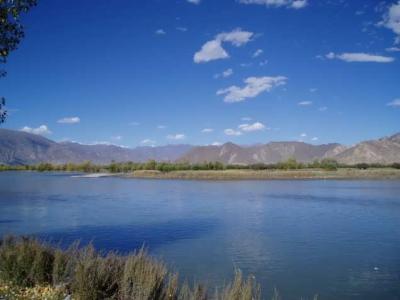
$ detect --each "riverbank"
[125,168,400,180]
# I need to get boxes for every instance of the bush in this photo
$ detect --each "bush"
[277,158,303,170]
[320,159,338,171]
[0,236,54,287]
[391,162,400,169]
[120,248,168,299]
[355,163,369,170]
[0,236,265,300]
[217,270,260,300]
[72,246,123,300]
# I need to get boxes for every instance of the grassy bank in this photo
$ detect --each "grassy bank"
[2,160,400,180]
[0,236,269,300]
[126,168,400,180]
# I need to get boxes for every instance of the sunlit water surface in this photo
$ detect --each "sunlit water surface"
[0,172,399,299]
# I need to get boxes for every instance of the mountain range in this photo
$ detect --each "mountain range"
[0,128,399,165]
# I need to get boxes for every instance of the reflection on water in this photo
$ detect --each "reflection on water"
[0,171,399,300]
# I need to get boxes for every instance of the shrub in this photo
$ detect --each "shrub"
[0,236,54,287]
[277,158,302,170]
[0,236,316,300]
[355,163,369,170]
[217,270,260,300]
[120,248,168,299]
[71,245,123,300]
[391,162,400,169]
[320,158,338,171]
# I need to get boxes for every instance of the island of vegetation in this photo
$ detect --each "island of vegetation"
[1,158,400,180]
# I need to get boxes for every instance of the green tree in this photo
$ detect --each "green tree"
[0,0,37,123]
[320,158,338,171]
[144,159,156,170]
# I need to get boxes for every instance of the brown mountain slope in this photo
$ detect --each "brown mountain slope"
[180,141,344,164]
[334,133,400,164]
[180,133,400,165]
[1,128,399,165]
[0,129,192,165]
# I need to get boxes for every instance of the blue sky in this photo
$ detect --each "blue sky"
[1,0,399,147]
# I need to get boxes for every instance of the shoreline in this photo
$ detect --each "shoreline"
[3,168,400,180]
[123,168,400,181]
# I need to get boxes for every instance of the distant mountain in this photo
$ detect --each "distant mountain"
[180,141,345,164]
[1,128,399,165]
[0,129,56,165]
[334,133,400,164]
[0,129,192,165]
[181,134,400,165]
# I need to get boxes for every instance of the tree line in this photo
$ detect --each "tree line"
[1,159,400,173]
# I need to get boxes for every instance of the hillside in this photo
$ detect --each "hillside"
[334,133,400,164]
[0,129,192,165]
[180,141,345,164]
[1,128,399,165]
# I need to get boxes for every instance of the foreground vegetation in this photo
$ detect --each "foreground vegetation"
[0,236,275,300]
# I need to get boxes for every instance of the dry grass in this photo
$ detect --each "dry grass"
[0,236,264,300]
[128,168,400,181]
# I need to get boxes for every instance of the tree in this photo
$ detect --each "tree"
[320,158,338,171]
[0,0,37,123]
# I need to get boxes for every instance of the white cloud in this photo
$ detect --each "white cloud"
[90,141,113,146]
[129,122,140,126]
[325,52,394,63]
[259,59,268,66]
[57,117,80,124]
[111,135,122,141]
[387,99,400,107]
[224,129,242,136]
[216,29,254,46]
[167,133,186,140]
[319,106,328,112]
[309,88,317,93]
[238,122,266,132]
[201,128,214,133]
[176,27,188,32]
[298,101,312,106]
[141,139,156,146]
[379,1,400,44]
[187,0,201,4]
[240,62,253,67]
[211,141,222,146]
[325,52,335,59]
[155,29,166,35]
[157,125,166,129]
[224,121,266,136]
[214,68,233,79]
[217,76,287,103]
[194,28,253,63]
[194,40,229,63]
[239,0,308,9]
[253,49,264,57]
[241,117,252,121]
[386,46,400,52]
[300,133,307,137]
[21,125,52,136]
[311,137,318,141]
[291,0,308,9]
[85,141,129,148]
